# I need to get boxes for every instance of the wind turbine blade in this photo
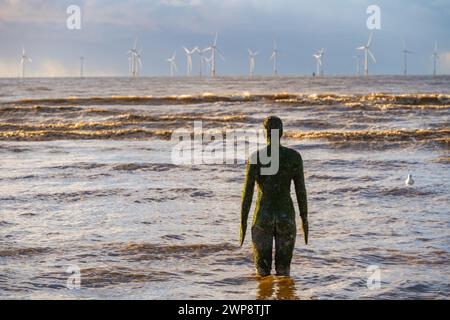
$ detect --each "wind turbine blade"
[357,46,365,50]
[367,32,373,47]
[368,50,376,63]
[269,52,275,61]
[183,47,189,54]
[213,33,218,46]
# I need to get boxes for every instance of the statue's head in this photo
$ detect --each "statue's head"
[263,116,283,144]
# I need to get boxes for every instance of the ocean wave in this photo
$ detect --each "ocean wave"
[1,128,448,144]
[0,247,51,257]
[285,129,450,142]
[2,92,449,108]
[106,242,237,258]
[0,128,173,141]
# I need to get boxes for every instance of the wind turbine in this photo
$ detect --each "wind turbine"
[401,41,413,76]
[357,32,376,76]
[128,39,142,77]
[80,56,84,78]
[432,42,439,76]
[204,33,225,77]
[166,51,178,77]
[312,49,325,76]
[269,41,279,76]
[183,46,198,76]
[197,48,211,77]
[20,47,31,78]
[248,49,258,77]
[204,55,213,76]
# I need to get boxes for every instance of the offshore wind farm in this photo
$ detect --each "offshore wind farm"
[9,33,446,78]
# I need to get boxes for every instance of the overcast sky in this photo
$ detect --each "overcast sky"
[0,0,449,77]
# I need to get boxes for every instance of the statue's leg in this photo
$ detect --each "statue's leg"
[274,218,296,276]
[251,223,274,277]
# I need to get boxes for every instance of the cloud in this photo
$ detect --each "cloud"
[0,0,66,24]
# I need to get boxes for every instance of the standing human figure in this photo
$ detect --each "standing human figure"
[240,116,308,277]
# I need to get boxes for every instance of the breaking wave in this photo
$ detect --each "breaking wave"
[2,92,449,108]
[1,127,448,144]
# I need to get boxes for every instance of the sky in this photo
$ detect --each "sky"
[0,0,449,77]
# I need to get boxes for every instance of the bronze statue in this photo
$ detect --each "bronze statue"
[240,116,308,277]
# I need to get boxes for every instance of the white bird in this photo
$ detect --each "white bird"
[183,46,199,77]
[269,41,279,76]
[432,42,439,76]
[401,40,413,76]
[128,39,142,77]
[405,174,414,186]
[20,47,32,78]
[357,33,376,76]
[203,33,225,77]
[248,49,258,77]
[313,49,325,76]
[166,51,178,77]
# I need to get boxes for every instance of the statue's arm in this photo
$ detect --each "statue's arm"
[293,155,308,245]
[240,160,255,246]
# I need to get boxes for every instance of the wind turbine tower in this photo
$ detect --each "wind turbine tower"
[313,49,325,76]
[183,46,198,76]
[20,47,32,78]
[401,41,413,76]
[269,41,279,76]
[204,33,225,77]
[248,49,258,77]
[128,39,142,77]
[166,51,178,77]
[432,42,439,76]
[357,33,376,76]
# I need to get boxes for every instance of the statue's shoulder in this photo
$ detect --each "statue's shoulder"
[283,146,302,160]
